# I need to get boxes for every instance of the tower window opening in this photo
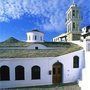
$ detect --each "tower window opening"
[73,22,75,29]
[73,10,75,17]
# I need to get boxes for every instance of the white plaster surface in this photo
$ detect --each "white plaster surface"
[0,50,84,88]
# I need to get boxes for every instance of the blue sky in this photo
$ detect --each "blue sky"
[0,0,90,42]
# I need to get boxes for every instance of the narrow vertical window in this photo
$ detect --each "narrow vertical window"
[15,66,25,80]
[73,10,75,17]
[35,35,37,40]
[73,56,79,68]
[31,66,40,79]
[0,66,10,81]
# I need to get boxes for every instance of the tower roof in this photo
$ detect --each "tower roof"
[71,0,77,8]
[73,0,75,4]
[66,1,78,14]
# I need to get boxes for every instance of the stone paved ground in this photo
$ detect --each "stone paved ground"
[1,84,81,90]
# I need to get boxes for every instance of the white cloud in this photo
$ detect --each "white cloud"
[0,0,89,31]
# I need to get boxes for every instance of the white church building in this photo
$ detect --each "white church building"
[0,2,85,89]
[0,29,85,88]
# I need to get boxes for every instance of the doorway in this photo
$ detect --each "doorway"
[52,62,63,84]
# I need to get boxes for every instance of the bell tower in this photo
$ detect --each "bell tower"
[66,1,81,41]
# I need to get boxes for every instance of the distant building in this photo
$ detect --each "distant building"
[53,33,67,42]
[26,30,44,42]
[81,26,90,51]
[81,26,90,36]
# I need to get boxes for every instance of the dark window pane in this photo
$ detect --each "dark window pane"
[49,70,51,75]
[35,47,38,50]
[73,56,79,68]
[15,66,25,80]
[73,10,75,17]
[0,66,10,81]
[73,22,75,29]
[32,66,40,79]
[35,35,37,40]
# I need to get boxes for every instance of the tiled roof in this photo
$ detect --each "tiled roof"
[0,37,83,58]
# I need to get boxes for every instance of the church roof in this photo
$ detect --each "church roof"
[0,37,83,58]
[27,29,44,34]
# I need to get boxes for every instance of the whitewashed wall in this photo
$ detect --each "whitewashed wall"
[26,31,44,42]
[27,44,49,49]
[86,40,90,51]
[0,50,85,88]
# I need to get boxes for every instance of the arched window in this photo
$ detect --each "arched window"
[15,66,25,80]
[0,66,10,81]
[73,56,79,68]
[31,66,40,80]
